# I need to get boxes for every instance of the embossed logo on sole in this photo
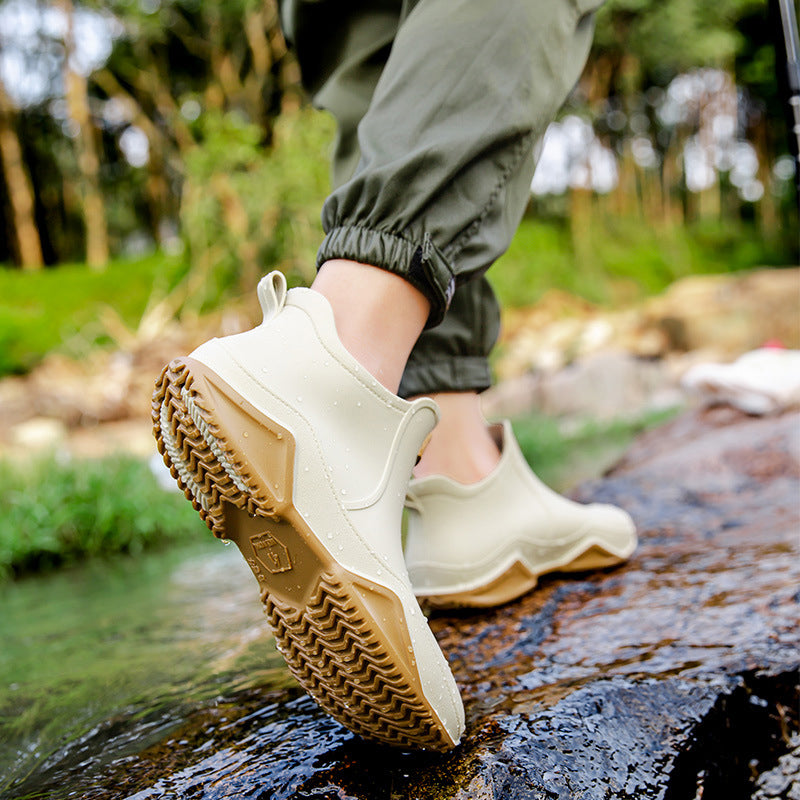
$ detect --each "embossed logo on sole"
[250,531,292,574]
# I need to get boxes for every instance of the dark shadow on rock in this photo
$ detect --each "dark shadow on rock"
[7,408,799,800]
[663,670,799,800]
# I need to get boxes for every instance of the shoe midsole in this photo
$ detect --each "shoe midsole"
[410,533,636,602]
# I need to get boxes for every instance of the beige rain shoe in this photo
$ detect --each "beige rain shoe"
[404,420,637,609]
[152,271,464,750]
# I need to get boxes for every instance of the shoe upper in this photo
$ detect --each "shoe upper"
[192,274,441,586]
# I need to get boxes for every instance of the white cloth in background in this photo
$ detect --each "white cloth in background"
[149,451,182,493]
[681,348,800,415]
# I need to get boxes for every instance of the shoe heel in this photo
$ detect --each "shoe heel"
[152,357,294,536]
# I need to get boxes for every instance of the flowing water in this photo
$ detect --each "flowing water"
[0,539,292,797]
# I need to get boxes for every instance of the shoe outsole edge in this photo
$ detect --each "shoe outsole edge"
[415,540,636,610]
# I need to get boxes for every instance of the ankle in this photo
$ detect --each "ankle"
[312,260,429,394]
[412,392,500,484]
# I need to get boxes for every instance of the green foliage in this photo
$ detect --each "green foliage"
[0,455,206,579]
[0,203,787,380]
[594,0,763,76]
[511,407,680,491]
[489,213,790,310]
[0,251,187,376]
[179,108,335,310]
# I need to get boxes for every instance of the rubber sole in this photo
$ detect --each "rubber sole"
[153,357,456,750]
[417,542,632,610]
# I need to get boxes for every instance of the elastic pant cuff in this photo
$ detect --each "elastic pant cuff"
[317,226,456,327]
[398,356,492,399]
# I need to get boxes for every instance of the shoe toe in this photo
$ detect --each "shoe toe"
[586,503,637,554]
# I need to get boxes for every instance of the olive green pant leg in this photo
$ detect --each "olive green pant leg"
[281,0,601,396]
[398,279,500,397]
[280,0,403,190]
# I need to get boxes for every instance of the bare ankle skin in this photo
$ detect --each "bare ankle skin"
[312,259,429,394]
[410,391,501,484]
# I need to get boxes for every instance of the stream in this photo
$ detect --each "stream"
[0,539,291,798]
[0,423,639,798]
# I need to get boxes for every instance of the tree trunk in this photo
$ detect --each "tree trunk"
[0,78,44,269]
[58,0,109,270]
[753,115,778,238]
[92,69,174,245]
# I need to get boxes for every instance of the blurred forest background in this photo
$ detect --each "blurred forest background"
[0,0,797,377]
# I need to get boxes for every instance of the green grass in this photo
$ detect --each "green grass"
[511,406,680,491]
[489,213,791,309]
[1,206,789,379]
[0,251,187,376]
[0,455,207,580]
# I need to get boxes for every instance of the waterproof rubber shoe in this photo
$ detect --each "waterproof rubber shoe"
[404,421,637,609]
[152,271,464,750]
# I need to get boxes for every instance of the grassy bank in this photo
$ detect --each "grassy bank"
[0,251,187,376]
[511,407,679,492]
[0,456,206,580]
[1,209,791,380]
[489,214,791,310]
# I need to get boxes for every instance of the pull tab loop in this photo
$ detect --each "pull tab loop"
[257,271,288,324]
[404,491,424,514]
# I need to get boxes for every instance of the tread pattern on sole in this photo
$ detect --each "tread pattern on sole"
[267,574,446,750]
[152,358,453,751]
[153,360,277,536]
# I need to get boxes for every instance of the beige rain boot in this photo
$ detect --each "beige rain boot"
[405,421,637,609]
[153,271,464,750]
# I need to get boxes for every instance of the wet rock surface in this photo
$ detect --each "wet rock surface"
[14,407,800,799]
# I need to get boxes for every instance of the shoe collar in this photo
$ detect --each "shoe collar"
[406,419,517,500]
